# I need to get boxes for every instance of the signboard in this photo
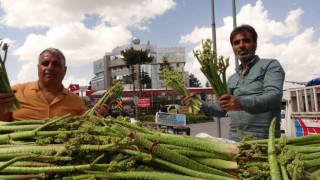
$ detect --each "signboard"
[155,112,186,126]
[137,97,150,108]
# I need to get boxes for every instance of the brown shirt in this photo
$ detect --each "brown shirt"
[2,81,86,121]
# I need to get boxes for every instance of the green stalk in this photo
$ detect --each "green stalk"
[286,134,320,144]
[131,130,233,178]
[308,168,320,179]
[0,174,45,180]
[0,155,34,171]
[280,164,290,180]
[8,161,54,167]
[173,149,231,160]
[122,149,233,180]
[0,130,75,144]
[301,152,320,160]
[0,145,66,154]
[139,132,239,156]
[0,153,72,162]
[0,164,111,174]
[0,42,21,111]
[0,125,41,132]
[302,158,320,168]
[268,117,281,180]
[79,170,207,180]
[0,120,45,126]
[192,157,238,170]
[286,145,320,153]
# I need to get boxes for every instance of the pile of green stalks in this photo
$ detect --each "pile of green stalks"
[236,118,320,180]
[193,39,229,98]
[0,114,239,180]
[0,114,319,179]
[0,41,20,111]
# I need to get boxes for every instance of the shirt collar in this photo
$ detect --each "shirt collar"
[236,55,260,74]
[32,80,67,95]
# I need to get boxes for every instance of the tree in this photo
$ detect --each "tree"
[120,47,154,94]
[189,73,201,87]
[159,56,171,73]
[140,70,151,89]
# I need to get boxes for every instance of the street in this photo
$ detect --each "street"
[187,117,231,139]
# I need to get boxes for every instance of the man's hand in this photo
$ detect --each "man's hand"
[0,93,15,115]
[181,93,198,107]
[94,104,109,117]
[219,94,241,111]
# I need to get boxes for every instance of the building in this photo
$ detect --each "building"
[90,38,189,91]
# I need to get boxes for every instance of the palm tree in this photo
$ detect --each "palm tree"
[140,70,151,90]
[121,47,154,95]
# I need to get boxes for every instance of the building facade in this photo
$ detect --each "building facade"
[91,38,189,91]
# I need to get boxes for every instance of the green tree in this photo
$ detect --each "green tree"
[121,47,154,94]
[159,56,171,74]
[140,70,151,89]
[189,73,201,87]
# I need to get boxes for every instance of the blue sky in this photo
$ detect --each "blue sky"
[1,0,320,89]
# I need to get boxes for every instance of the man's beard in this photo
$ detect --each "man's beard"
[236,51,255,62]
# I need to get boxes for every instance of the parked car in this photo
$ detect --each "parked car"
[107,108,129,118]
[160,104,182,114]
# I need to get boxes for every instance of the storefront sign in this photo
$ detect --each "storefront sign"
[137,97,150,108]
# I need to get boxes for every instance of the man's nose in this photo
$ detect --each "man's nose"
[47,62,54,70]
[238,40,245,47]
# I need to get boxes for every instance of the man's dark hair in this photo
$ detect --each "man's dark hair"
[230,24,258,44]
[39,48,66,65]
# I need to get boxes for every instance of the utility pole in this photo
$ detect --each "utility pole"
[232,0,239,70]
[211,0,221,138]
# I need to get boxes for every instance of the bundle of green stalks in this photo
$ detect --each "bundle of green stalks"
[193,39,229,98]
[161,67,202,114]
[85,80,124,116]
[0,41,20,111]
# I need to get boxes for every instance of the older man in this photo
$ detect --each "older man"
[0,48,107,121]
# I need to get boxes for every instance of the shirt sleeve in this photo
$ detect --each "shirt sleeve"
[201,100,227,117]
[239,60,285,114]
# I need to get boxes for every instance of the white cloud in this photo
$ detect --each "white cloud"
[40,23,131,67]
[179,27,211,44]
[12,23,132,84]
[0,0,176,85]
[16,61,38,83]
[180,0,316,90]
[98,0,176,30]
[63,75,90,88]
[0,0,176,29]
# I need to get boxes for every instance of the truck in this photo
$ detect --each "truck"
[282,84,320,137]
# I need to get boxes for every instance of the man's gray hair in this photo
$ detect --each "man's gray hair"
[39,48,66,64]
